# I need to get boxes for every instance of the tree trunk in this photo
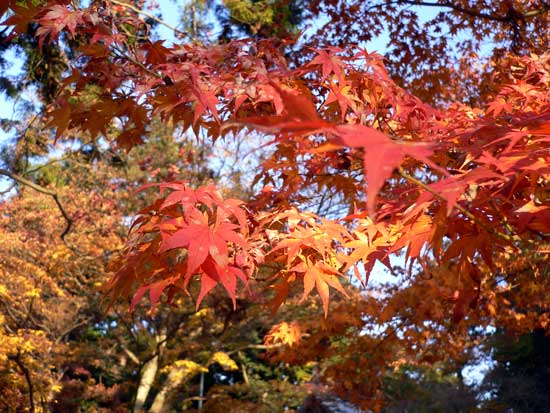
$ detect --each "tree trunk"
[149,363,192,413]
[133,328,167,413]
[198,371,205,411]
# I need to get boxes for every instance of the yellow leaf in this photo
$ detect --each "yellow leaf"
[209,352,238,371]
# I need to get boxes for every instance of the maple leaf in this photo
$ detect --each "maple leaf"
[324,81,360,120]
[192,86,220,124]
[143,40,172,65]
[130,279,173,313]
[275,85,320,122]
[47,103,72,140]
[262,209,351,315]
[255,83,284,115]
[2,4,40,38]
[391,214,435,264]
[112,183,252,311]
[486,96,512,117]
[300,260,348,317]
[331,124,436,216]
[309,48,344,81]
[343,229,390,283]
[344,230,373,263]
[269,278,291,315]
[0,2,8,19]
[233,84,331,134]
[235,116,331,135]
[264,321,302,347]
[35,5,84,49]
[159,212,248,308]
[452,288,479,323]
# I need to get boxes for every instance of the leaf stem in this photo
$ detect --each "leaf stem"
[397,167,517,244]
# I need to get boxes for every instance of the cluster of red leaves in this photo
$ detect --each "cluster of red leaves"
[303,1,550,105]
[107,182,255,310]
[3,1,550,322]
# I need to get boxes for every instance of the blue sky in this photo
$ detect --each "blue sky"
[0,48,24,140]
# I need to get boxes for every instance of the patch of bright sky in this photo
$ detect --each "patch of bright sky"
[152,0,392,52]
[0,48,25,140]
[0,48,27,192]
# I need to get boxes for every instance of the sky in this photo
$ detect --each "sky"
[0,48,24,141]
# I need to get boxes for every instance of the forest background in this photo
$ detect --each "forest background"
[0,1,549,412]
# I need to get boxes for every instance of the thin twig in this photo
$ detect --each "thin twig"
[55,317,92,344]
[22,155,71,176]
[112,45,163,79]
[489,199,521,240]
[0,182,16,195]
[227,342,286,355]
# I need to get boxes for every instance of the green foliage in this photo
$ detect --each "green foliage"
[219,0,303,38]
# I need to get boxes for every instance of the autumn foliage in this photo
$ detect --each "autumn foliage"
[2,0,550,411]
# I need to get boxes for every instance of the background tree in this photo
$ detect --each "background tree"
[480,329,550,413]
[218,0,305,39]
[0,112,326,412]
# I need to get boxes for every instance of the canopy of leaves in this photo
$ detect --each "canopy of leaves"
[1,0,550,411]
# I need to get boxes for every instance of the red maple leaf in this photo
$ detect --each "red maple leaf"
[35,5,84,48]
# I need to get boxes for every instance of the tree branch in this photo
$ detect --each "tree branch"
[120,343,141,365]
[227,342,286,355]
[23,155,71,176]
[55,317,92,344]
[112,45,163,79]
[110,0,187,37]
[391,0,508,22]
[0,168,73,240]
[368,1,549,23]
[10,354,35,413]
[397,167,519,245]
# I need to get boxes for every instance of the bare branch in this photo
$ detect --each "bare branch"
[56,317,93,344]
[227,342,286,355]
[367,1,550,23]
[0,168,73,240]
[120,343,141,365]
